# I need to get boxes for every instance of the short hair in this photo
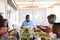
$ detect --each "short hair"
[26,15,30,18]
[47,14,56,19]
[53,23,60,34]
[0,15,3,28]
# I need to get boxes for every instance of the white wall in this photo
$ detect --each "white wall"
[7,4,17,30]
[0,0,8,18]
[0,0,6,18]
[32,8,46,25]
[46,5,60,23]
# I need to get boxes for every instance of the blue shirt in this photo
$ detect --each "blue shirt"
[21,20,35,29]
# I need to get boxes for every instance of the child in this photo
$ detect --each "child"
[1,19,9,40]
[53,23,60,40]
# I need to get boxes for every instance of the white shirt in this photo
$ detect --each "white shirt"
[48,24,53,29]
[48,24,56,39]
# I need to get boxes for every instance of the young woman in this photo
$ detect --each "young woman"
[2,19,9,36]
[0,15,9,40]
[1,19,9,40]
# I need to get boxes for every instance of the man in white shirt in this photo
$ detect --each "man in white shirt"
[47,14,56,29]
[47,14,56,39]
[40,14,56,39]
[47,14,60,40]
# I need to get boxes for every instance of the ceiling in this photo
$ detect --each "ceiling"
[15,0,60,2]
[14,0,60,8]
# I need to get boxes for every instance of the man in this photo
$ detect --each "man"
[47,14,56,29]
[21,15,35,29]
[21,15,35,40]
[47,14,57,39]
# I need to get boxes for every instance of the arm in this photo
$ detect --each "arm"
[8,29,16,33]
[38,26,52,34]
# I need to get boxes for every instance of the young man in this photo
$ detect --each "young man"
[21,15,35,40]
[21,15,35,29]
[47,14,57,39]
[47,14,56,29]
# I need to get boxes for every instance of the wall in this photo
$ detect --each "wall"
[0,0,6,18]
[7,4,17,30]
[32,8,46,25]
[46,5,60,23]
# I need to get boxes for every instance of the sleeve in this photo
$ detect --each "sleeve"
[21,22,24,29]
[32,21,36,28]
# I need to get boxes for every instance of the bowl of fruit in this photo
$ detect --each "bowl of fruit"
[21,27,31,40]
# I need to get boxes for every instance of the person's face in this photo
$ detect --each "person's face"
[26,16,30,22]
[48,18,56,24]
[4,21,8,26]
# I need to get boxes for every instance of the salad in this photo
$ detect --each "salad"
[21,27,31,40]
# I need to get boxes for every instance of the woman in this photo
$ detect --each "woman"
[1,19,9,40]
[2,19,18,40]
[2,19,9,36]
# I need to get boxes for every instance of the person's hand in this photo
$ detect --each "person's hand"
[46,28,52,34]
[0,27,6,34]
